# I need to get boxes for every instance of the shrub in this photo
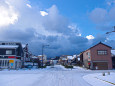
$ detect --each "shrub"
[65,65,73,68]
[39,65,46,68]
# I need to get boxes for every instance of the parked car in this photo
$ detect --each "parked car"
[25,65,33,68]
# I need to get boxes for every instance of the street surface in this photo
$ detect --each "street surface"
[0,65,114,86]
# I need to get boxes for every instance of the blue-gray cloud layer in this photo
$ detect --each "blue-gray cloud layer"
[0,0,115,57]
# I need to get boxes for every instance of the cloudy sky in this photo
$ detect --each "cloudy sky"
[0,0,115,57]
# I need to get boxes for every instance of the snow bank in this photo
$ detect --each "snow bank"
[83,72,115,86]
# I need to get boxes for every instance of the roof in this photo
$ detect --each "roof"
[78,58,80,61]
[67,56,73,60]
[32,56,38,59]
[0,45,19,49]
[82,42,112,53]
[62,58,67,60]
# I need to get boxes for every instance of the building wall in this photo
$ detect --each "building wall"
[0,49,16,55]
[0,42,24,69]
[90,44,112,69]
[0,59,22,69]
[83,50,91,68]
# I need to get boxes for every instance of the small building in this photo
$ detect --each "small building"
[51,56,60,65]
[59,55,75,65]
[0,42,24,69]
[82,42,112,70]
[76,54,82,66]
[67,56,73,65]
[59,55,68,65]
[37,55,47,65]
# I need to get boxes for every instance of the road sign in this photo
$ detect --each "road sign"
[9,60,14,63]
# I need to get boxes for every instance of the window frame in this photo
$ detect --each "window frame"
[6,50,12,55]
[97,50,107,55]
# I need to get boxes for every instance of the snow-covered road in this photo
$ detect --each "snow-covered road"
[0,65,91,86]
[0,65,114,86]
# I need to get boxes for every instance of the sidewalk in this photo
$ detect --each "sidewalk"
[83,72,115,86]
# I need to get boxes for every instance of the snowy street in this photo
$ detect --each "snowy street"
[0,65,115,86]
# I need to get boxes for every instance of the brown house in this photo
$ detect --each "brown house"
[82,42,112,70]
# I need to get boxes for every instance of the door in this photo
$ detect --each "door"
[93,62,108,70]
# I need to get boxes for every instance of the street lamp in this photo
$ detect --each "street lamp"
[106,26,115,34]
[42,44,49,68]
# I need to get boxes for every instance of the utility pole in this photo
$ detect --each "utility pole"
[42,45,44,68]
[42,44,49,68]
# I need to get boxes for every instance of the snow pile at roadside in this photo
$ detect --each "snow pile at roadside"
[73,66,91,71]
[83,72,115,86]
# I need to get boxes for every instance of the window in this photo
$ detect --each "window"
[97,50,107,55]
[86,52,90,58]
[6,50,12,55]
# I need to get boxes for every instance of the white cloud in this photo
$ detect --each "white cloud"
[40,11,48,16]
[26,4,32,8]
[86,35,95,40]
[68,24,81,36]
[0,1,18,27]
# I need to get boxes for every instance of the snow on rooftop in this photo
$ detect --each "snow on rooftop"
[67,56,73,59]
[78,58,80,61]
[22,44,26,48]
[32,56,38,59]
[111,50,115,55]
[73,55,77,58]
[38,55,42,56]
[0,45,19,48]
[62,58,67,60]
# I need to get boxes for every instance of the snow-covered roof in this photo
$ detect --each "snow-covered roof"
[0,45,19,48]
[67,56,73,60]
[62,58,67,60]
[22,44,26,48]
[38,55,42,56]
[77,54,80,57]
[111,50,115,55]
[73,55,77,58]
[78,58,80,61]
[32,56,38,59]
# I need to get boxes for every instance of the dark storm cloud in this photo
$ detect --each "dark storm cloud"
[0,28,35,41]
[46,36,58,43]
[92,34,107,44]
[68,35,88,44]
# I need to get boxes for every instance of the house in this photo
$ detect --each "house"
[59,55,76,65]
[37,55,47,65]
[0,42,24,69]
[51,56,60,65]
[59,55,68,65]
[67,55,76,65]
[111,50,115,68]
[76,54,82,66]
[82,42,112,70]
[71,55,77,65]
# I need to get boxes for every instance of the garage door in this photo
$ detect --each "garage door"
[93,62,108,70]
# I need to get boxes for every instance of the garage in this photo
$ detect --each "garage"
[93,62,108,70]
